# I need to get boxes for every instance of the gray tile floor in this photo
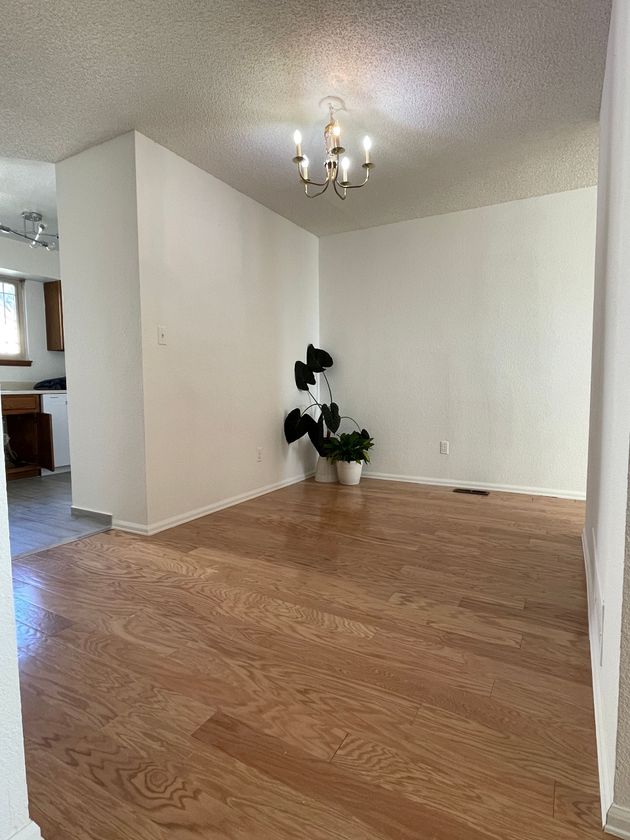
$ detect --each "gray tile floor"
[7,472,110,558]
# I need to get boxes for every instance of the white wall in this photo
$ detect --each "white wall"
[0,438,41,840]
[585,0,630,819]
[56,132,148,525]
[134,133,318,529]
[56,131,318,531]
[0,280,66,387]
[320,188,596,498]
[617,510,630,811]
[585,0,630,825]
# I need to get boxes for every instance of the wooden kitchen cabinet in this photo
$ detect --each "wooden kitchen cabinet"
[2,394,40,414]
[2,395,54,480]
[44,280,65,351]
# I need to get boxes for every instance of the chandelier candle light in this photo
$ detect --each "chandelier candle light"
[292,103,374,199]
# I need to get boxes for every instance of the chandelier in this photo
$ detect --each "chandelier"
[0,211,58,251]
[292,101,374,199]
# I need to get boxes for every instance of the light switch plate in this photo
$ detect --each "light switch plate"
[157,325,167,345]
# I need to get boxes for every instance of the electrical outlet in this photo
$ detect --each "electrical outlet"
[256,447,263,462]
[157,325,167,345]
[440,440,450,455]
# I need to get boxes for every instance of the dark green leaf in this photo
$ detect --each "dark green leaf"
[320,403,332,432]
[306,344,333,372]
[306,414,327,456]
[284,408,307,443]
[294,361,316,391]
[324,431,374,463]
[306,344,323,372]
[328,402,341,433]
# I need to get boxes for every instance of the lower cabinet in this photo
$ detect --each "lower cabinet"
[41,394,70,469]
[2,394,55,480]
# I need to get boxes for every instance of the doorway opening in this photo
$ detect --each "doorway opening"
[0,161,110,558]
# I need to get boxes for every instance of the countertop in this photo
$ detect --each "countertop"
[1,390,67,395]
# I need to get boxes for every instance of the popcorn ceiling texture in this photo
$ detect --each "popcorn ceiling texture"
[0,158,57,235]
[0,0,610,235]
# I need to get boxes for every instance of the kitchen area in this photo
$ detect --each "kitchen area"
[2,274,109,557]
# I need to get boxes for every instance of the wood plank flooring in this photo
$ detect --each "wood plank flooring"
[12,479,602,839]
[8,471,110,558]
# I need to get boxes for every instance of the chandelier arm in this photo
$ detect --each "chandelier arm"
[332,180,347,200]
[304,180,331,199]
[0,226,49,247]
[335,168,372,191]
[297,170,328,188]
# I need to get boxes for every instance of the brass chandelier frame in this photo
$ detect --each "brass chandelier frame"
[292,104,374,200]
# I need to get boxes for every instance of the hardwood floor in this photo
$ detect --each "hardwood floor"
[8,471,110,558]
[12,478,602,839]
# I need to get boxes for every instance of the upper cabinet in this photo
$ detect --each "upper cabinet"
[44,280,64,351]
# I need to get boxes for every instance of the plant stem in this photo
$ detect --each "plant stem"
[339,415,362,432]
[322,371,334,405]
[299,403,320,417]
[307,388,324,410]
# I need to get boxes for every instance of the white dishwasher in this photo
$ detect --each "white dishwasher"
[41,393,70,469]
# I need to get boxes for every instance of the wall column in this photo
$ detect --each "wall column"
[584,0,630,833]
[0,438,43,839]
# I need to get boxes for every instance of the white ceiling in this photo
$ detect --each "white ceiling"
[0,158,57,235]
[0,0,610,236]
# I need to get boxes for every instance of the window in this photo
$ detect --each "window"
[0,277,30,365]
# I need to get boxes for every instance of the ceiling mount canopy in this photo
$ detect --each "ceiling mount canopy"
[292,99,374,200]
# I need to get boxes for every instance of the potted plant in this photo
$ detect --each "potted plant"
[325,430,374,485]
[283,344,372,483]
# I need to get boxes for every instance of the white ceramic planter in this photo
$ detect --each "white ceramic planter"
[314,456,338,483]
[336,461,363,485]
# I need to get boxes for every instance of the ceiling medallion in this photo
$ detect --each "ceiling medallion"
[292,100,374,200]
[0,211,58,251]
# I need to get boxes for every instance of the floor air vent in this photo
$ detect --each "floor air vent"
[453,488,490,496]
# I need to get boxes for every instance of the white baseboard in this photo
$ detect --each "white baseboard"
[364,471,586,500]
[583,527,614,824]
[113,472,314,536]
[112,519,152,535]
[70,506,112,525]
[607,804,630,838]
[41,465,71,476]
[9,821,43,840]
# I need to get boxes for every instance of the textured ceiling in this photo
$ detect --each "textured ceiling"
[0,159,57,235]
[0,0,610,236]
